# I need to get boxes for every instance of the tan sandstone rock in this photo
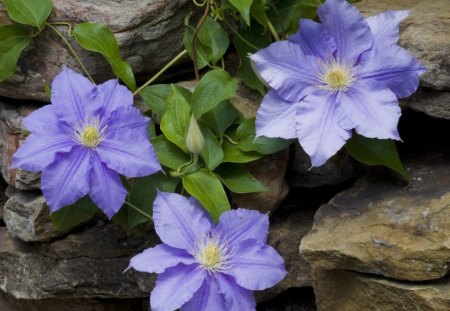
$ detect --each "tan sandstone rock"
[301,154,450,281]
[313,269,450,311]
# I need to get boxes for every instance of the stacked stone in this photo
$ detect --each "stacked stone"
[300,0,450,310]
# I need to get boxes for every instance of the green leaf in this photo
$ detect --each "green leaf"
[182,169,230,222]
[216,164,269,193]
[269,0,321,34]
[183,15,229,69]
[199,125,224,170]
[236,118,293,154]
[152,135,191,171]
[0,25,32,82]
[201,100,239,137]
[3,0,53,29]
[73,23,136,90]
[233,23,271,95]
[222,139,263,163]
[160,85,192,153]
[140,84,192,119]
[50,196,98,231]
[345,133,409,178]
[228,0,254,25]
[191,69,238,119]
[127,173,179,229]
[250,0,269,29]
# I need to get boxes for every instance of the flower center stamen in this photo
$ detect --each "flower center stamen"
[194,234,232,273]
[317,58,355,92]
[74,117,107,148]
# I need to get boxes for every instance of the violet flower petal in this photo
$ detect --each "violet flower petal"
[89,153,127,219]
[181,276,227,311]
[215,273,256,311]
[359,45,426,98]
[11,133,75,171]
[318,0,372,63]
[366,10,410,47]
[96,129,161,177]
[295,92,352,167]
[22,105,69,134]
[51,66,98,126]
[96,79,133,117]
[338,80,401,140]
[153,192,213,252]
[250,41,319,102]
[255,90,299,139]
[41,146,91,212]
[128,244,195,274]
[216,209,269,245]
[289,19,336,58]
[104,106,150,134]
[225,239,287,291]
[150,264,206,311]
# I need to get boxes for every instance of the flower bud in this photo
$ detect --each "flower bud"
[186,115,205,155]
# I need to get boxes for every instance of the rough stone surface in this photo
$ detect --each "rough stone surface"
[0,223,155,299]
[401,88,450,120]
[0,102,41,190]
[255,201,315,302]
[0,290,147,311]
[0,180,6,220]
[357,0,450,92]
[232,150,289,214]
[3,188,76,242]
[230,83,261,119]
[301,154,450,281]
[287,144,361,188]
[0,0,193,101]
[313,269,450,311]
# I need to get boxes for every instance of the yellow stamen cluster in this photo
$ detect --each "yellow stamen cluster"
[194,234,232,273]
[74,117,107,148]
[317,58,356,92]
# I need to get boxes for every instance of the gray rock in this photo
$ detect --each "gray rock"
[3,189,75,242]
[313,269,450,311]
[0,101,41,190]
[401,88,450,120]
[0,223,156,299]
[0,290,147,311]
[0,0,194,101]
[301,154,450,281]
[287,143,360,188]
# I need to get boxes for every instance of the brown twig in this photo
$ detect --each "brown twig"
[192,0,212,81]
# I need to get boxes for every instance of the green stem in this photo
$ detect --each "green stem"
[48,22,73,36]
[124,200,153,221]
[45,22,95,83]
[267,19,281,41]
[192,0,212,81]
[222,19,259,51]
[132,49,188,96]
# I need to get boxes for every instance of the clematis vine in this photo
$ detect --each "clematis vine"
[251,0,426,167]
[12,67,161,218]
[128,192,287,311]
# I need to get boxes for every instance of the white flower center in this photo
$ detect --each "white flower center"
[73,117,107,148]
[317,58,356,92]
[194,234,232,273]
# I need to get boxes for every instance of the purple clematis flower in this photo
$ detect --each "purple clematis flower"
[12,67,161,218]
[251,0,426,167]
[128,192,286,311]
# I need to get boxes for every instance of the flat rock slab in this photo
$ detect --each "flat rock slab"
[0,223,156,299]
[357,0,450,92]
[0,0,193,101]
[301,154,450,281]
[314,269,450,311]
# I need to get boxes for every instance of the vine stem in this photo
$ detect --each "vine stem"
[124,200,153,221]
[132,49,188,96]
[45,22,95,83]
[192,0,212,81]
[267,19,281,41]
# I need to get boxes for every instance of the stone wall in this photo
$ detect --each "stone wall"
[0,0,449,310]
